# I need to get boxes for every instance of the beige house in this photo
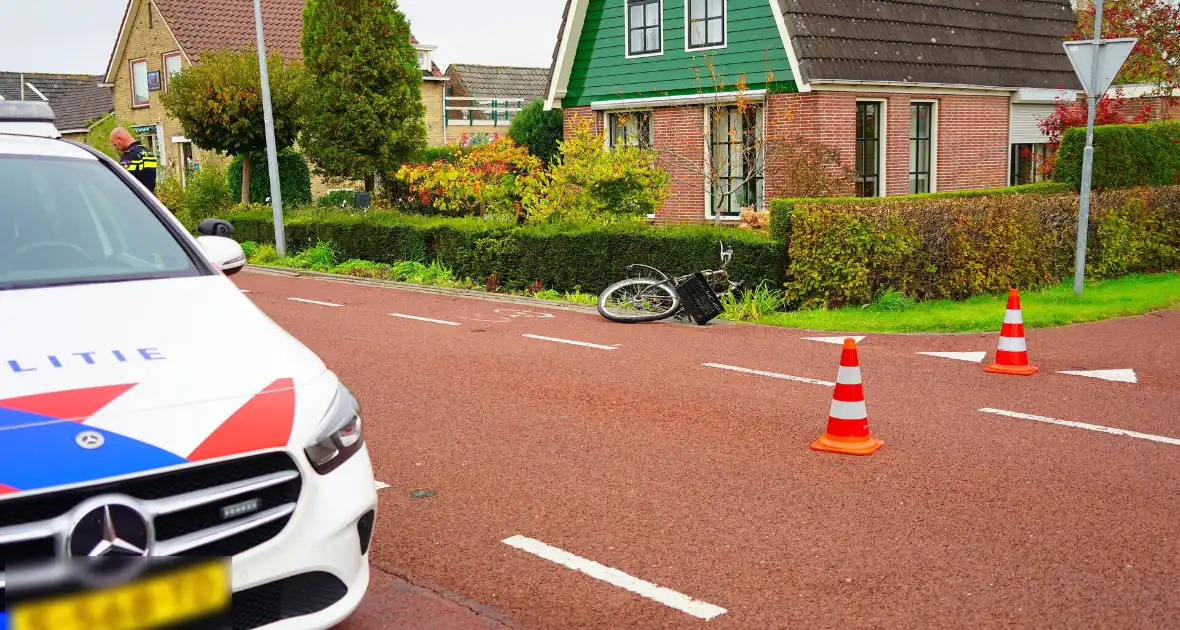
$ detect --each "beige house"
[101,0,447,193]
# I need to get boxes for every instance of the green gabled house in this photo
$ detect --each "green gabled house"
[545,0,1083,222]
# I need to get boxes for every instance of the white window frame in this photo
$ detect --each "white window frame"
[704,103,765,221]
[624,0,665,59]
[162,52,183,93]
[908,99,938,194]
[854,98,887,197]
[684,0,727,52]
[130,58,150,108]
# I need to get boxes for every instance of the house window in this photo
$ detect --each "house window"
[608,111,652,149]
[709,105,763,217]
[627,0,662,56]
[417,51,431,72]
[130,59,149,107]
[687,0,725,49]
[163,52,183,92]
[909,102,933,194]
[1010,143,1049,186]
[855,101,882,197]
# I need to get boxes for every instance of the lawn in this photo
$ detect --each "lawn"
[759,272,1180,333]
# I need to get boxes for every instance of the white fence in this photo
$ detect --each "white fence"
[444,96,528,127]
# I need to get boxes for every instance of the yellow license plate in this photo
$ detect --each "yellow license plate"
[9,560,230,630]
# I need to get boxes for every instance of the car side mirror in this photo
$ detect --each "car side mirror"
[198,218,234,237]
[196,236,246,276]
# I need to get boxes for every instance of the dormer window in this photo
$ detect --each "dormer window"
[417,51,431,72]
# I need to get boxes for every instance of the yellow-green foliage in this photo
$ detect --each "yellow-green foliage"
[776,186,1180,308]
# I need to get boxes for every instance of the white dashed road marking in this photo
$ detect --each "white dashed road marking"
[502,535,727,620]
[390,313,461,326]
[803,336,866,345]
[374,481,390,491]
[702,363,835,387]
[287,297,343,307]
[978,408,1180,446]
[1058,369,1138,383]
[917,351,987,363]
[239,289,251,294]
[521,334,617,351]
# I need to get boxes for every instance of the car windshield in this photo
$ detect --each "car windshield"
[0,154,199,290]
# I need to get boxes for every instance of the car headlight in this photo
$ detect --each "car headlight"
[304,382,364,474]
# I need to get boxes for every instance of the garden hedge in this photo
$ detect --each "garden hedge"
[224,210,785,294]
[1053,121,1180,190]
[228,148,313,206]
[769,186,1180,307]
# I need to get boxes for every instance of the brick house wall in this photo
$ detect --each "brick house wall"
[421,80,446,146]
[564,89,1013,222]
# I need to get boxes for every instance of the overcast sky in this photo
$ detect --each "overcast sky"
[0,0,565,75]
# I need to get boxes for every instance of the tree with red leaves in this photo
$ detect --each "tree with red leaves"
[1071,0,1180,102]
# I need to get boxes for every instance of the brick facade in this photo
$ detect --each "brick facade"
[564,90,1013,222]
[421,80,446,146]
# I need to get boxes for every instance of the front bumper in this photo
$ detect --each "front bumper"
[231,442,378,630]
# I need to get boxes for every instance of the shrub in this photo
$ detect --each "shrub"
[221,208,784,294]
[412,145,469,164]
[155,162,232,231]
[527,121,669,224]
[316,190,360,208]
[228,148,313,206]
[396,138,544,219]
[772,186,1180,308]
[1053,121,1180,189]
[509,100,564,163]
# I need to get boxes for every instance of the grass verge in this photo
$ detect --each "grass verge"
[760,272,1180,333]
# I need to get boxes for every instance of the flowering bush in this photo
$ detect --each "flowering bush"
[524,121,669,224]
[396,138,543,219]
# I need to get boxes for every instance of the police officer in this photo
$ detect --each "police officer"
[110,127,158,194]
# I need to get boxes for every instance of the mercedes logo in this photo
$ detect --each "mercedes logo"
[60,497,155,588]
[75,430,105,450]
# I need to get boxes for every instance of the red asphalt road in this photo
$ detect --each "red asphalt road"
[235,269,1180,630]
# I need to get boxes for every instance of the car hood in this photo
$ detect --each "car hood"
[0,275,334,497]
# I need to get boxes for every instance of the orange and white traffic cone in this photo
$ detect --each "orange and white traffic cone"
[984,289,1039,376]
[810,338,884,456]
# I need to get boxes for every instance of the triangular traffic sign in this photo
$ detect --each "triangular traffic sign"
[1063,38,1137,96]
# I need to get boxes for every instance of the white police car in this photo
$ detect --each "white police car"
[0,102,377,629]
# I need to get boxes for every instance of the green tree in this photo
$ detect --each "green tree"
[228,148,313,205]
[301,0,427,192]
[161,49,306,203]
[508,100,564,164]
[80,115,135,160]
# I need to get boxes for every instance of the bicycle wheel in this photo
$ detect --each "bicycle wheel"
[597,278,681,323]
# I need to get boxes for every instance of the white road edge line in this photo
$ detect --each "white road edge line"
[521,334,617,351]
[703,363,835,387]
[287,297,343,307]
[502,535,727,620]
[390,313,461,326]
[978,408,1180,446]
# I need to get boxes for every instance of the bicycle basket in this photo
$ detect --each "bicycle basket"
[674,272,724,325]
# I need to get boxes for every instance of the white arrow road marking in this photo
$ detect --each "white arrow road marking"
[703,363,835,387]
[374,481,390,491]
[803,336,866,345]
[979,408,1179,446]
[390,313,461,326]
[287,297,343,307]
[1058,369,1138,383]
[917,351,988,363]
[522,334,617,350]
[503,535,727,620]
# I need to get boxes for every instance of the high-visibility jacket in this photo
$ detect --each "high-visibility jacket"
[120,141,158,193]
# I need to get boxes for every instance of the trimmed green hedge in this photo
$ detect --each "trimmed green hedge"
[768,182,1069,244]
[1054,121,1180,190]
[770,186,1180,307]
[228,149,313,205]
[224,210,785,294]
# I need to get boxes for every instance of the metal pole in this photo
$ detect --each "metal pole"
[252,0,286,256]
[1073,0,1104,296]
